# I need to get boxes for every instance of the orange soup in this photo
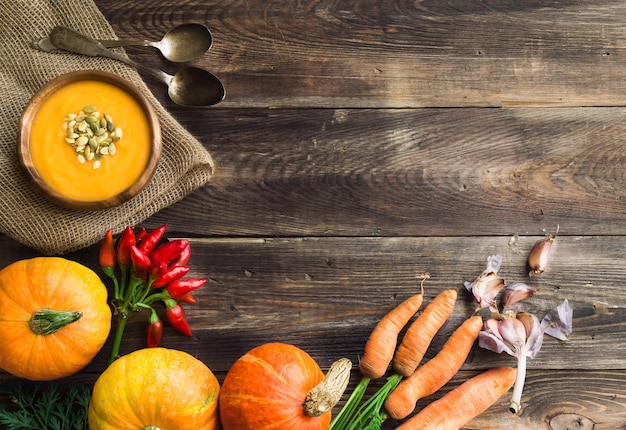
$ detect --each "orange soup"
[29,80,152,202]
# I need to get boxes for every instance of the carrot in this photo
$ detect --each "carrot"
[392,289,458,377]
[395,366,517,430]
[384,315,483,420]
[358,293,424,379]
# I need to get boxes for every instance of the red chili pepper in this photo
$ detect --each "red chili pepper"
[99,230,116,278]
[116,226,136,266]
[138,223,168,255]
[129,246,151,280]
[167,278,207,298]
[173,292,197,304]
[151,265,190,289]
[150,239,189,268]
[136,227,147,241]
[146,310,163,348]
[170,242,191,267]
[165,301,192,336]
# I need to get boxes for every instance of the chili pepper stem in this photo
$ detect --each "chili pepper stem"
[121,277,143,311]
[142,291,168,306]
[108,313,129,366]
[117,265,129,301]
[136,277,160,304]
[111,275,120,302]
[109,276,147,365]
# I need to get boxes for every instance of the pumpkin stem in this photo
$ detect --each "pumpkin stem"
[143,427,161,430]
[304,358,352,417]
[29,308,82,335]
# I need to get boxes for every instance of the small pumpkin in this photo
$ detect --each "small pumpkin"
[88,347,220,430]
[0,257,111,380]
[219,342,351,430]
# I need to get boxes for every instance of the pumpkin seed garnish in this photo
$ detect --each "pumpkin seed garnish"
[63,105,122,169]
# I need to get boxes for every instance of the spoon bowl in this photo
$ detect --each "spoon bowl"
[48,26,225,107]
[100,23,213,63]
[168,67,225,107]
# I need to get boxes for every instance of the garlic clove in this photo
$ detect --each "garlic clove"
[498,317,527,350]
[500,282,534,311]
[516,312,544,359]
[528,235,555,276]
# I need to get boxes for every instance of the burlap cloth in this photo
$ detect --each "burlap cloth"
[0,1,215,255]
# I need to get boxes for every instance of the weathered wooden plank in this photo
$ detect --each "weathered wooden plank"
[0,235,623,427]
[0,234,622,372]
[96,0,626,107]
[132,107,626,236]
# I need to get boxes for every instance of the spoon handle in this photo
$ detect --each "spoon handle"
[49,27,171,85]
[96,39,154,49]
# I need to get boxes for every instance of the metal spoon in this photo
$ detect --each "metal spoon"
[36,24,212,63]
[48,26,224,107]
[98,23,212,63]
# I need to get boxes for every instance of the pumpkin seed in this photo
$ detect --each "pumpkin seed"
[75,136,88,146]
[63,106,122,168]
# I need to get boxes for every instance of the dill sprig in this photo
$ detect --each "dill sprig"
[0,383,91,430]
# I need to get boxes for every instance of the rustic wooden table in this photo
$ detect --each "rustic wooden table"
[3,1,626,429]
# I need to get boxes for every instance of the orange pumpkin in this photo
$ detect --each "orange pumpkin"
[0,257,111,380]
[88,347,220,430]
[219,342,331,430]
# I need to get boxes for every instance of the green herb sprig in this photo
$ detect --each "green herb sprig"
[0,383,91,430]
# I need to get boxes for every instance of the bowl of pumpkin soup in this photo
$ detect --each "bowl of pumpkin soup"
[18,70,161,210]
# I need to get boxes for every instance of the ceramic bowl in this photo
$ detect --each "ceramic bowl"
[17,70,161,211]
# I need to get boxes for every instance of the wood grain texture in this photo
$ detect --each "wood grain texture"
[1,235,624,428]
[98,0,626,108]
[145,107,626,236]
[2,0,626,428]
